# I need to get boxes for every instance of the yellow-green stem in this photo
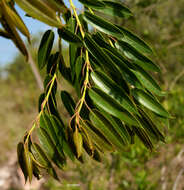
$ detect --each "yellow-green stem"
[69,0,85,38]
[75,50,90,125]
[25,73,57,143]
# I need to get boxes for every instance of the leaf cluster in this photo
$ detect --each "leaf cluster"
[0,0,170,182]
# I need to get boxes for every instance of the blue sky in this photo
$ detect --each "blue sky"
[0,0,81,66]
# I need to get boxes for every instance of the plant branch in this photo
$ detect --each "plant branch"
[69,0,84,38]
[25,73,57,143]
[169,69,184,91]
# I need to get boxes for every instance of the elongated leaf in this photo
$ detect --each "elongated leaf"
[40,114,66,160]
[24,148,33,182]
[91,70,138,114]
[132,126,153,150]
[131,65,165,96]
[0,1,28,58]
[75,56,83,80]
[83,11,124,39]
[32,161,41,180]
[73,128,83,158]
[97,1,132,18]
[92,32,142,88]
[84,33,129,93]
[79,0,105,9]
[61,90,75,117]
[31,143,59,180]
[67,17,81,81]
[95,109,130,145]
[47,52,59,75]
[58,58,73,84]
[50,115,75,161]
[132,89,170,118]
[37,128,65,169]
[38,30,54,70]
[90,109,126,151]
[116,25,152,54]
[17,142,28,182]
[43,0,68,13]
[81,120,114,152]
[115,41,160,72]
[31,143,51,168]
[6,5,30,41]
[97,108,130,145]
[111,116,131,144]
[58,27,82,45]
[89,87,139,126]
[81,127,94,156]
[15,0,62,27]
[138,108,165,142]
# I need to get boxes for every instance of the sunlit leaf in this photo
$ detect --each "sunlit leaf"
[132,89,170,118]
[83,11,124,39]
[91,70,138,114]
[89,87,139,126]
[116,25,152,54]
[115,41,160,72]
[97,1,133,18]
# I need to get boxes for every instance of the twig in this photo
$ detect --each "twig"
[172,168,184,190]
[169,69,184,91]
[28,51,44,91]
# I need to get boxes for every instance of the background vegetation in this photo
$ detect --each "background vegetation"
[0,0,184,189]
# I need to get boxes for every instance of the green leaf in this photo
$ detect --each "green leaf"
[31,143,51,168]
[58,60,73,84]
[15,0,62,27]
[138,108,165,142]
[38,93,45,112]
[115,41,160,72]
[50,115,75,161]
[74,56,84,96]
[32,162,41,180]
[40,114,66,160]
[89,87,139,126]
[47,52,59,75]
[73,128,83,158]
[75,56,83,80]
[131,65,165,96]
[92,33,142,88]
[60,91,75,117]
[24,147,33,182]
[17,142,28,182]
[132,89,170,118]
[111,116,131,144]
[67,17,81,81]
[83,11,124,39]
[31,143,59,180]
[90,109,126,151]
[37,127,65,169]
[91,70,138,114]
[84,33,129,93]
[46,0,68,14]
[38,30,54,70]
[81,128,94,156]
[92,149,102,162]
[116,25,152,54]
[58,27,82,45]
[102,47,142,88]
[79,0,105,9]
[132,126,153,150]
[98,1,132,18]
[81,120,114,152]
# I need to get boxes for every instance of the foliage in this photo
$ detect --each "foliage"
[0,0,170,183]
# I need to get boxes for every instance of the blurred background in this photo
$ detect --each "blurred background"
[0,0,184,189]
